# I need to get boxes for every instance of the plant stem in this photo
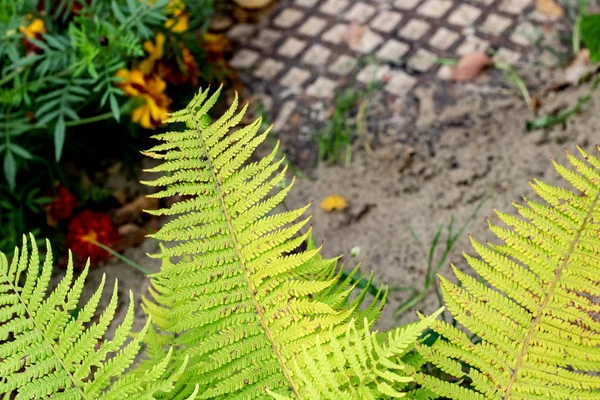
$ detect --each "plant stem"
[64,112,115,127]
[89,239,151,275]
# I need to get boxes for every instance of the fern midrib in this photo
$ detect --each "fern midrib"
[192,116,301,398]
[504,193,600,399]
[7,277,89,399]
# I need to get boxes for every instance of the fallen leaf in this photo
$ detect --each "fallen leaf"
[564,49,591,85]
[114,195,159,224]
[451,52,493,82]
[321,194,348,212]
[342,22,365,49]
[536,0,563,18]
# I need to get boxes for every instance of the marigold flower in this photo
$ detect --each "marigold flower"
[161,45,200,86]
[45,184,78,227]
[139,33,166,75]
[165,0,188,33]
[20,18,45,39]
[67,210,120,264]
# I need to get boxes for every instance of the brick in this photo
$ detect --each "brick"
[493,48,521,65]
[295,0,319,7]
[399,19,430,40]
[273,101,297,131]
[437,65,453,80]
[376,40,409,61]
[456,36,489,55]
[278,37,307,58]
[274,9,305,28]
[350,28,383,54]
[370,11,403,33]
[417,0,453,18]
[385,71,416,96]
[329,55,357,75]
[500,0,532,14]
[320,0,350,15]
[254,59,285,80]
[229,49,260,69]
[345,2,377,23]
[511,21,539,46]
[481,14,513,35]
[322,24,347,45]
[393,0,421,9]
[227,23,256,41]
[306,76,337,98]
[429,27,459,50]
[407,49,437,71]
[302,44,332,65]
[280,67,311,88]
[357,64,391,84]
[250,29,282,50]
[298,16,328,36]
[448,4,481,26]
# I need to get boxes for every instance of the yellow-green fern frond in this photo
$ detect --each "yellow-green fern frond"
[416,145,600,399]
[0,235,182,399]
[140,88,410,399]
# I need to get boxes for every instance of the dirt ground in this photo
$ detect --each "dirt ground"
[74,65,599,335]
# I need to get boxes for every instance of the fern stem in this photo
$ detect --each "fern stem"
[88,239,151,275]
[504,193,600,398]
[192,114,302,399]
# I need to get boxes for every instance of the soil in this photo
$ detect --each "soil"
[74,66,599,336]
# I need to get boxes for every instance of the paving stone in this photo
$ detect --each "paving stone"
[511,21,539,46]
[254,59,285,80]
[493,47,521,64]
[329,55,357,75]
[229,49,260,69]
[322,24,347,44]
[345,2,377,23]
[305,76,338,98]
[302,44,332,65]
[370,11,403,33]
[417,0,454,18]
[448,4,482,26]
[320,0,350,15]
[499,0,532,14]
[437,64,453,80]
[481,13,513,35]
[298,16,328,36]
[273,101,297,131]
[399,19,430,40]
[393,0,422,9]
[227,23,256,41]
[251,29,282,50]
[280,67,311,88]
[350,28,383,54]
[385,71,417,95]
[377,39,409,61]
[456,35,489,55]
[471,0,495,4]
[429,27,460,50]
[295,0,319,7]
[407,48,437,71]
[278,37,307,58]
[273,8,305,28]
[357,64,391,84]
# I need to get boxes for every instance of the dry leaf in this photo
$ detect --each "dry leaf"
[564,49,591,85]
[536,0,563,18]
[451,52,493,82]
[321,194,348,212]
[342,22,365,49]
[114,195,159,224]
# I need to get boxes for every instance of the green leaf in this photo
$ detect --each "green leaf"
[581,14,600,62]
[10,144,32,160]
[3,151,16,189]
[109,92,121,122]
[54,116,65,161]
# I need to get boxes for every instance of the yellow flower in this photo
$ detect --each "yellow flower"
[165,0,188,33]
[139,33,166,74]
[20,18,45,39]
[115,69,171,129]
[321,194,348,212]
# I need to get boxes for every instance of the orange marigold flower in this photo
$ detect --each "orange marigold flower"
[139,33,166,75]
[45,183,78,227]
[67,210,120,264]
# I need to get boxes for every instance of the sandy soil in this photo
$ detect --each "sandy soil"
[78,71,599,335]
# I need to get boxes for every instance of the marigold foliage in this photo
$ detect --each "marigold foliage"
[416,146,600,399]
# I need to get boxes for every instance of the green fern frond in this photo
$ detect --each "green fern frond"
[140,87,404,399]
[0,235,179,398]
[417,145,600,399]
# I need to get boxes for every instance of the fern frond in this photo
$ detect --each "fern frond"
[0,235,177,398]
[417,145,600,399]
[141,88,403,399]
